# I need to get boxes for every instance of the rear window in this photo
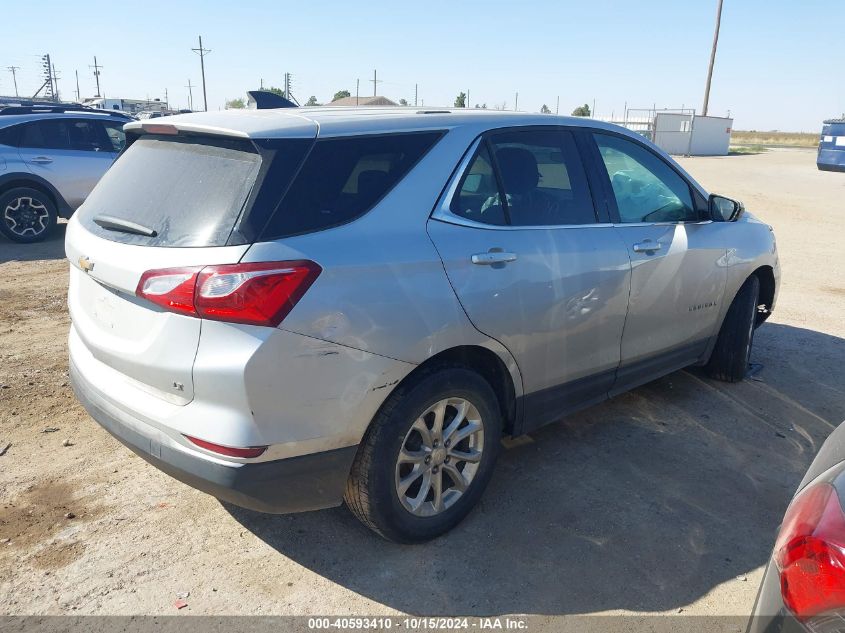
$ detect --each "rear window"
[78,136,262,247]
[260,131,443,239]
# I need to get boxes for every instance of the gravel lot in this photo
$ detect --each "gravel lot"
[1,148,843,617]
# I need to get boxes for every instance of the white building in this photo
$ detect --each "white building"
[600,108,733,156]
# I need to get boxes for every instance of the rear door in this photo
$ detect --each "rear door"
[427,127,631,431]
[18,118,116,208]
[66,132,287,403]
[588,131,728,392]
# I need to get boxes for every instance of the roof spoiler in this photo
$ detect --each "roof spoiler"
[247,91,298,110]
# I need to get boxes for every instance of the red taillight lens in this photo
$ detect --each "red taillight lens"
[185,435,267,458]
[136,267,202,315]
[135,261,320,327]
[775,482,845,620]
[195,261,321,327]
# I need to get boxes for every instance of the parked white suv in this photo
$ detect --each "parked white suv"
[67,108,779,542]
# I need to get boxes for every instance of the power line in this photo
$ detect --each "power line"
[89,56,102,97]
[702,0,724,116]
[6,66,20,97]
[191,35,210,111]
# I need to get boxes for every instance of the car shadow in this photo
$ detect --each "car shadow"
[225,322,844,616]
[0,222,67,264]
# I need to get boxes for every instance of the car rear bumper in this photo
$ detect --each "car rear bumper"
[70,359,357,514]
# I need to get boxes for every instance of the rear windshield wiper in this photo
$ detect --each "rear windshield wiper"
[93,215,158,238]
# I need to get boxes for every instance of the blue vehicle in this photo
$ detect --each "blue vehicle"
[818,119,845,172]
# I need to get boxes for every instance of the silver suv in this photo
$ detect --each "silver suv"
[67,108,780,542]
[0,105,130,243]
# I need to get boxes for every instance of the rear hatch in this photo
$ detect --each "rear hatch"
[66,127,313,404]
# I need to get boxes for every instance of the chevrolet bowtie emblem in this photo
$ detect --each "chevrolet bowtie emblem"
[78,256,95,273]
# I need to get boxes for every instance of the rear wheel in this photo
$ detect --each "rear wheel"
[344,367,501,543]
[0,187,57,243]
[706,275,760,382]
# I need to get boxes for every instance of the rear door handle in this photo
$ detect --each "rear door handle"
[632,241,662,253]
[471,251,518,266]
[30,156,53,164]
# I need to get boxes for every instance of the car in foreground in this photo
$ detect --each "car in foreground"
[749,420,845,632]
[0,105,130,243]
[67,107,779,542]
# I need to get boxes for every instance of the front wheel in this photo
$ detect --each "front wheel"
[0,187,57,243]
[344,367,501,543]
[706,275,760,382]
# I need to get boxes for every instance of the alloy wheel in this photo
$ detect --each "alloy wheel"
[4,196,50,237]
[394,397,485,517]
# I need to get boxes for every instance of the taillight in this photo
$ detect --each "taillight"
[775,482,845,620]
[136,260,320,327]
[185,435,267,458]
[136,267,201,315]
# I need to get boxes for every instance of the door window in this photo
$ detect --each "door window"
[103,122,127,152]
[20,120,71,150]
[450,129,597,227]
[19,119,110,152]
[593,133,697,223]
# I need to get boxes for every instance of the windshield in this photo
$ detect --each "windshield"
[77,135,262,247]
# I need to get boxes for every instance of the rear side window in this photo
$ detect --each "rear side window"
[261,132,443,239]
[78,136,262,247]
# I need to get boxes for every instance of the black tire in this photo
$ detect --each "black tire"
[0,186,57,243]
[706,275,760,382]
[344,366,502,543]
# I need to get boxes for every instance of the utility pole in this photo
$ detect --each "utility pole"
[414,83,418,107]
[355,78,359,106]
[514,92,518,111]
[165,88,169,109]
[284,72,291,100]
[90,56,102,97]
[6,66,20,97]
[702,0,724,116]
[191,35,210,111]
[185,79,194,111]
[52,63,60,101]
[369,69,382,97]
[466,89,470,108]
[75,70,80,102]
[556,95,559,115]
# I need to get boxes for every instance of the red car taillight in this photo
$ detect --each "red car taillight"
[136,261,321,327]
[775,482,845,620]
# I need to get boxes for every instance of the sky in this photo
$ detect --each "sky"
[2,0,841,132]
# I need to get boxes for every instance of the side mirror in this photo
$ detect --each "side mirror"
[709,194,745,222]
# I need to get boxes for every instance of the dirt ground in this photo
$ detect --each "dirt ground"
[0,148,843,617]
